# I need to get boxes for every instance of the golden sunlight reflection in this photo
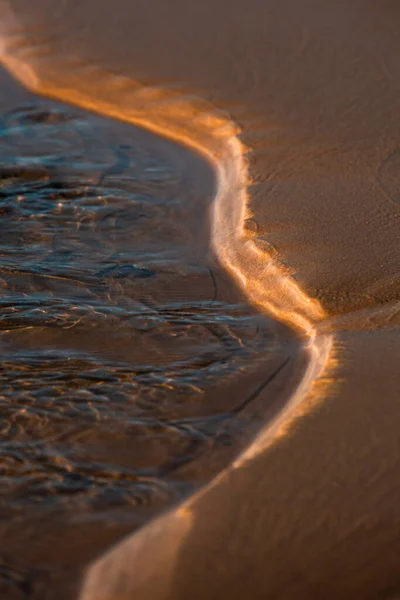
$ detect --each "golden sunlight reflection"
[0,4,343,597]
[81,507,193,600]
[236,336,340,465]
[0,0,333,484]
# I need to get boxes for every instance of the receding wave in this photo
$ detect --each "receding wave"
[0,2,333,599]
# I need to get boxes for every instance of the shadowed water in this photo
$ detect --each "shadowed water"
[0,99,298,598]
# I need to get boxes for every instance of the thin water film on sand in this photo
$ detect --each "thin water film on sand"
[0,99,297,598]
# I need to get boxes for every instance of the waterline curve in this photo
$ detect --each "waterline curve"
[0,3,334,597]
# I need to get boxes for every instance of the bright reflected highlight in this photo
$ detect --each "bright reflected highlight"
[0,3,335,597]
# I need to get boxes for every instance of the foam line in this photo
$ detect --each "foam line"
[0,3,334,597]
[0,1,325,335]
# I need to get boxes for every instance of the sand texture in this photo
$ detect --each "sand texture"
[0,0,399,599]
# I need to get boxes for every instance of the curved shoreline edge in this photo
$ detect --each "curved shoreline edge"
[0,3,334,598]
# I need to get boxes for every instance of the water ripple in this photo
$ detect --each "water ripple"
[0,101,290,524]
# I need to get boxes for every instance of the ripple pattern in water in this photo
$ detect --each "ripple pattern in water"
[0,99,295,596]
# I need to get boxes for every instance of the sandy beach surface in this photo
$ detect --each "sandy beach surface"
[1,0,400,598]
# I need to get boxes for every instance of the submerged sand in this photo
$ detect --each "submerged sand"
[0,65,312,600]
[1,0,400,599]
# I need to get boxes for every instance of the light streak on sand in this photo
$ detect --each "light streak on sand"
[0,3,335,597]
[0,2,326,336]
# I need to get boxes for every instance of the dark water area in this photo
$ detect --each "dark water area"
[0,98,296,598]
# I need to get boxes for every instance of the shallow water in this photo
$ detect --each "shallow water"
[1,2,400,599]
[0,98,298,597]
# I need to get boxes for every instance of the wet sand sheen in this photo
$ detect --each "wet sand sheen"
[0,9,333,600]
[0,10,332,474]
[2,1,400,599]
[0,2,335,598]
[0,67,316,600]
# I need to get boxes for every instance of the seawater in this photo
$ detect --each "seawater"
[0,99,295,598]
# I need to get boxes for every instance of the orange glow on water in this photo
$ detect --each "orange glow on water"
[0,5,343,595]
[0,0,333,455]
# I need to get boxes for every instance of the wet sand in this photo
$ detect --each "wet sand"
[1,0,400,598]
[0,54,312,600]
